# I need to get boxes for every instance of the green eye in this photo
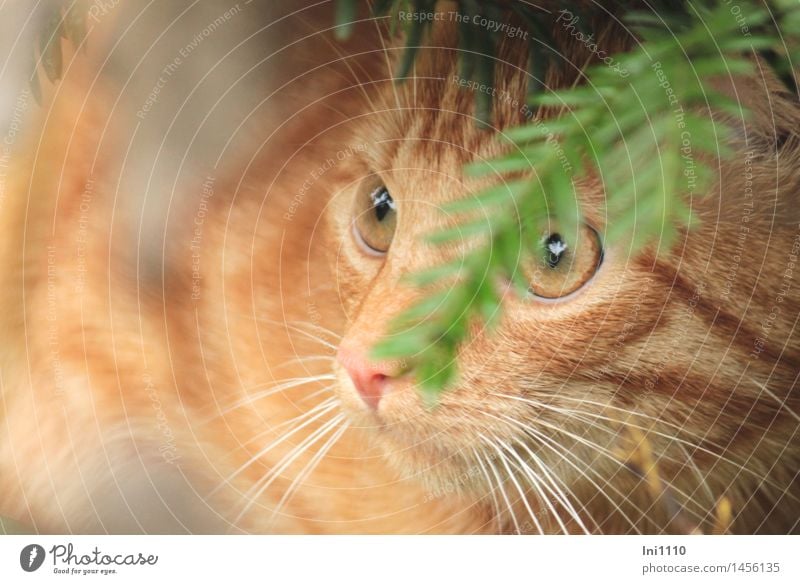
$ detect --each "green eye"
[353,177,397,254]
[525,223,603,299]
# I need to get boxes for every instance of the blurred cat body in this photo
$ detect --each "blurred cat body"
[0,2,798,534]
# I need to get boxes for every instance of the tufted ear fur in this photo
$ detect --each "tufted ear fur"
[734,57,800,152]
[708,56,800,228]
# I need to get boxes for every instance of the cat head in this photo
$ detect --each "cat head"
[323,15,800,533]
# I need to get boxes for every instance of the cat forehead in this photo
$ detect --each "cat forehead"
[359,81,526,178]
[357,24,534,171]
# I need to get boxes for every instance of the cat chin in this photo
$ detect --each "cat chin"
[332,368,534,493]
[337,404,498,497]
[331,386,470,479]
[368,430,485,494]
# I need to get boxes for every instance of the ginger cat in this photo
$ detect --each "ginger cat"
[0,1,798,534]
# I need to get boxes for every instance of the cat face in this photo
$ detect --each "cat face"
[324,65,645,523]
[320,31,800,533]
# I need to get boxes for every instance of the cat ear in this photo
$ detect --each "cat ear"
[714,56,800,225]
[718,55,800,156]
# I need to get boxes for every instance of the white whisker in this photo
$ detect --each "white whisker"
[496,404,714,526]
[483,447,522,534]
[268,420,350,525]
[272,319,340,351]
[276,355,337,371]
[481,435,544,535]
[494,412,642,534]
[235,413,346,525]
[752,377,800,424]
[471,447,503,532]
[211,375,336,419]
[210,401,339,497]
[496,438,575,535]
[493,392,773,487]
[288,320,343,341]
[241,396,339,447]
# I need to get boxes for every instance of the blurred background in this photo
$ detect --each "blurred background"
[0,0,342,534]
[0,0,319,280]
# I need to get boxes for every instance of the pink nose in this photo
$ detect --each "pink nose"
[337,346,393,409]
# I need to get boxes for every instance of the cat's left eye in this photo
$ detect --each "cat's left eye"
[353,177,397,255]
[524,222,603,299]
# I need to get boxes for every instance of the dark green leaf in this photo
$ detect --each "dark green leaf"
[334,0,358,41]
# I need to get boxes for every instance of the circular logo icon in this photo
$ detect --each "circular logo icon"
[20,544,46,572]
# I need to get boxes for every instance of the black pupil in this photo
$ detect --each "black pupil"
[371,187,394,222]
[544,233,567,268]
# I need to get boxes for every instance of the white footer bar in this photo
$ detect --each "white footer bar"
[0,535,796,583]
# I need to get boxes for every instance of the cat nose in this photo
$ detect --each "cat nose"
[337,345,395,409]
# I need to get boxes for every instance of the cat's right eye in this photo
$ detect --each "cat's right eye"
[524,221,603,300]
[352,176,397,255]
